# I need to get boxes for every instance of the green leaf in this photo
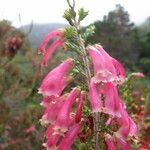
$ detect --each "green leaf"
[65,27,77,39]
[63,9,73,25]
[78,8,89,22]
[83,25,96,40]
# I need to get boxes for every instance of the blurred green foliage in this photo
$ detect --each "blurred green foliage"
[0,20,44,150]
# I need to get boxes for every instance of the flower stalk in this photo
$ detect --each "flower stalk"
[37,0,141,149]
[66,1,100,149]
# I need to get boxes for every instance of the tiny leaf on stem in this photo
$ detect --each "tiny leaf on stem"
[78,8,89,22]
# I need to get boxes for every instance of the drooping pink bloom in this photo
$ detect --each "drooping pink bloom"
[88,45,126,84]
[38,29,64,55]
[58,123,80,150]
[88,46,117,83]
[89,79,103,112]
[105,134,116,150]
[38,58,73,97]
[102,83,122,117]
[117,108,138,138]
[43,125,60,150]
[41,97,64,125]
[41,39,63,66]
[55,88,80,131]
[75,91,85,123]
[131,72,145,78]
[96,44,126,83]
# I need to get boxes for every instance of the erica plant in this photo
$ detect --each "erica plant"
[38,0,139,149]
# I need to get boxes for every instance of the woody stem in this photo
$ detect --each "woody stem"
[73,18,100,150]
[67,0,100,149]
[78,33,99,150]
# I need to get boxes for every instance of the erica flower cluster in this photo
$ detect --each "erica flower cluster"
[38,27,138,150]
[88,45,138,150]
[38,29,85,150]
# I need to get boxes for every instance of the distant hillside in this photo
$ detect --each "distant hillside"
[20,23,66,49]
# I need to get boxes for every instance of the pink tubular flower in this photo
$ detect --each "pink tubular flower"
[58,124,80,150]
[43,125,60,150]
[88,46,115,83]
[38,58,73,97]
[89,79,103,112]
[41,39,63,66]
[55,88,80,131]
[105,134,115,150]
[117,108,138,138]
[38,29,64,55]
[88,44,126,84]
[102,83,122,117]
[41,97,64,125]
[75,91,85,123]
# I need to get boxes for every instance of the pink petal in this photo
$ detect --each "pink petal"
[89,79,103,112]
[75,91,85,123]
[116,137,131,150]
[40,96,55,108]
[43,125,60,150]
[58,124,80,150]
[106,117,113,126]
[95,45,117,75]
[102,83,122,117]
[38,58,73,97]
[55,88,80,131]
[111,57,126,77]
[41,97,64,125]
[88,44,126,84]
[41,38,62,66]
[105,134,116,150]
[88,46,116,83]
[117,108,138,138]
[128,115,138,137]
[38,29,64,55]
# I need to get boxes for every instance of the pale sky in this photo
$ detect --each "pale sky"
[0,0,149,27]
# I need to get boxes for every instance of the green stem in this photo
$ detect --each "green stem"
[66,1,100,149]
[71,9,99,150]
[78,30,99,150]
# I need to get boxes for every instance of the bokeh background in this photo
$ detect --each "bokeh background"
[0,0,150,149]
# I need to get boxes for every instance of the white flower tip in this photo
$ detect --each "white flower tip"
[39,118,49,126]
[40,102,44,106]
[42,143,47,147]
[38,88,43,94]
